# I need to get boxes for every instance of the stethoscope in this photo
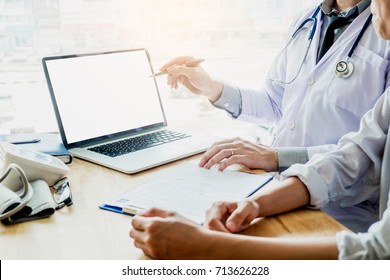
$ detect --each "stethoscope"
[335,13,372,78]
[269,5,373,84]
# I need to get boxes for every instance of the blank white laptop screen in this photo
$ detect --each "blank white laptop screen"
[44,50,165,145]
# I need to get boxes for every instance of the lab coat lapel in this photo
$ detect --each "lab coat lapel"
[314,8,372,70]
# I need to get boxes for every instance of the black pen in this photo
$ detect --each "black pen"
[9,138,41,145]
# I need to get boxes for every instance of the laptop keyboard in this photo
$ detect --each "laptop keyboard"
[88,130,191,157]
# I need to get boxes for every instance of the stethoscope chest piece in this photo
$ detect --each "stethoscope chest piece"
[335,60,354,79]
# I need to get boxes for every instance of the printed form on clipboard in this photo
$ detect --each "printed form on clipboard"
[100,162,273,224]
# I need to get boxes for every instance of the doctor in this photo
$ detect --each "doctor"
[160,0,390,232]
[130,0,390,259]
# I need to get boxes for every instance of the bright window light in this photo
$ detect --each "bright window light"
[0,0,318,133]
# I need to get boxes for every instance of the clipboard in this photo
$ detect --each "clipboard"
[100,162,273,224]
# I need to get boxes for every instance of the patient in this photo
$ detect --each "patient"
[129,0,390,259]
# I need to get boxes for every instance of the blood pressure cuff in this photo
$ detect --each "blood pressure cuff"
[1,180,55,225]
[0,185,28,216]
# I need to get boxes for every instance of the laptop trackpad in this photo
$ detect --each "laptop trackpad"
[118,144,195,171]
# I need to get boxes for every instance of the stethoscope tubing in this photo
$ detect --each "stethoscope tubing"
[292,5,321,41]
[346,13,373,59]
[270,4,373,83]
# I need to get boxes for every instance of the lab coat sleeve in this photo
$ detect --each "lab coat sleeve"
[281,133,379,208]
[336,194,390,259]
[238,84,284,125]
[213,80,285,125]
[306,144,338,159]
[213,81,283,125]
[212,81,284,125]
[281,90,390,208]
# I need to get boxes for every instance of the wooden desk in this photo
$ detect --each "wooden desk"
[0,157,347,260]
[0,116,347,259]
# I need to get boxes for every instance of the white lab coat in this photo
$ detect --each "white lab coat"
[282,88,390,259]
[238,6,390,158]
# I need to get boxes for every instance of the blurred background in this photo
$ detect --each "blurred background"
[0,0,318,134]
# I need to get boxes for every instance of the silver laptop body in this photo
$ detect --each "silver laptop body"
[42,49,218,174]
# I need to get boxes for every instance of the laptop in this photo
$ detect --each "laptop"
[42,49,220,174]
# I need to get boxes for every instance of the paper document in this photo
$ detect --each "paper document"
[100,162,272,224]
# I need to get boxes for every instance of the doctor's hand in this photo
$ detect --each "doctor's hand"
[159,56,224,102]
[130,208,209,259]
[204,200,260,233]
[199,137,279,172]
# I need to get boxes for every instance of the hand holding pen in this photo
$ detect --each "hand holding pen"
[153,56,223,102]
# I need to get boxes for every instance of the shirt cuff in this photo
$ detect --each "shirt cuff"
[281,164,330,208]
[336,230,368,260]
[277,147,309,172]
[212,83,242,118]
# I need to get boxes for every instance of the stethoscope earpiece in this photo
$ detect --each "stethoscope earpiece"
[335,60,354,79]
